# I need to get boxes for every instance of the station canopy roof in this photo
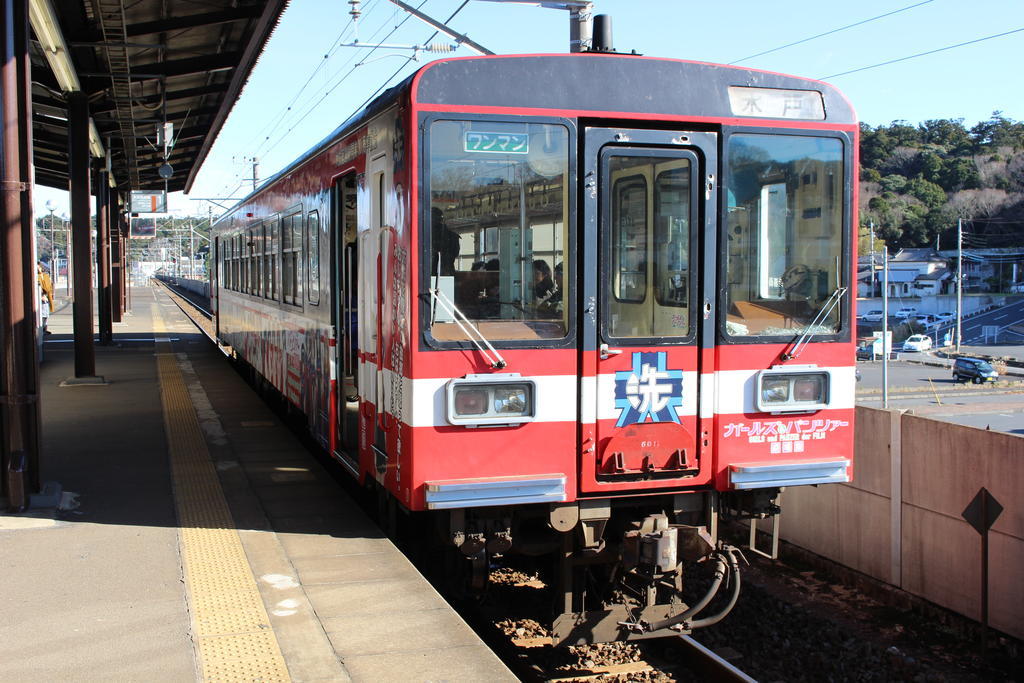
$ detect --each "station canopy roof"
[29,0,288,194]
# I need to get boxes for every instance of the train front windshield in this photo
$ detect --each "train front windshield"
[426,119,570,341]
[723,134,846,338]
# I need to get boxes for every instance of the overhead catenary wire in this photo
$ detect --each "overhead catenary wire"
[209,0,392,200]
[260,0,471,162]
[821,27,1024,79]
[211,0,452,200]
[249,0,388,155]
[257,6,424,159]
[729,0,934,65]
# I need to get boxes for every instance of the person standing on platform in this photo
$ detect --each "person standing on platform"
[38,261,55,313]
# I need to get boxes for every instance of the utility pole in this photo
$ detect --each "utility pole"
[869,221,876,297]
[252,157,259,192]
[882,246,889,409]
[956,217,963,352]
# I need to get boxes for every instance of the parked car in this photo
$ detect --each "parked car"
[902,334,933,352]
[952,357,998,384]
[862,309,884,322]
[917,314,939,328]
[935,311,954,323]
[894,307,918,320]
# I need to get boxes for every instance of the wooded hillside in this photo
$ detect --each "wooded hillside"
[859,112,1024,251]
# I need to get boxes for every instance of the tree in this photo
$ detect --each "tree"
[879,174,907,193]
[860,123,894,169]
[907,176,946,209]
[946,188,1012,218]
[970,111,1024,150]
[939,157,980,191]
[919,118,970,151]
[887,120,922,147]
[919,151,943,183]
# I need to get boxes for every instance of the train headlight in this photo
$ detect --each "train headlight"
[453,388,488,415]
[446,374,536,426]
[756,367,831,413]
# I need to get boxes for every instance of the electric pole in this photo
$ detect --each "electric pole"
[882,246,889,409]
[869,221,876,297]
[956,217,963,352]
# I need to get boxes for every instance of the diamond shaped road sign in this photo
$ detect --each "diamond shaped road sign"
[962,488,1003,536]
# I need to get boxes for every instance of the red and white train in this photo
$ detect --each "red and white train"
[213,51,857,642]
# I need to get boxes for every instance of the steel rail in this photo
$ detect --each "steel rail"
[675,635,757,683]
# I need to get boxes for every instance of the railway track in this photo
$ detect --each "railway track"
[152,279,217,342]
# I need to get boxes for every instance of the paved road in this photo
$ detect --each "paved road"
[857,298,1024,349]
[856,359,1024,436]
[929,297,1024,346]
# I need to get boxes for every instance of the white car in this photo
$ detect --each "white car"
[935,312,954,324]
[894,307,918,320]
[862,309,884,322]
[902,334,933,352]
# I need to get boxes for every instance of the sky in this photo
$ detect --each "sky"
[33,0,1024,219]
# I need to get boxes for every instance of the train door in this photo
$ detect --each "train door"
[579,128,717,494]
[213,236,220,338]
[366,155,389,476]
[332,173,359,468]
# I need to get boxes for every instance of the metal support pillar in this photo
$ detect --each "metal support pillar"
[95,165,112,344]
[66,92,101,381]
[1,0,42,508]
[110,193,122,323]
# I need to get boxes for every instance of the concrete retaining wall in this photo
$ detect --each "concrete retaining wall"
[780,406,1024,639]
[157,275,209,300]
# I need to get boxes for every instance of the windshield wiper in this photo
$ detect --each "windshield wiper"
[781,286,847,361]
[429,286,507,370]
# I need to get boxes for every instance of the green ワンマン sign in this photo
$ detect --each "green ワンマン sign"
[464,132,529,154]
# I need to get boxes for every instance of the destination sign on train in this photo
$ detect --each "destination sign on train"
[727,86,825,120]
[464,132,529,154]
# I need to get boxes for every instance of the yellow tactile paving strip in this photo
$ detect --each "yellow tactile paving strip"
[153,305,291,682]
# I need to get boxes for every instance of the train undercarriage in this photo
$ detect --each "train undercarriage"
[439,488,781,644]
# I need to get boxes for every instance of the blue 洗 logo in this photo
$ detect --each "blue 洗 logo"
[614,352,684,427]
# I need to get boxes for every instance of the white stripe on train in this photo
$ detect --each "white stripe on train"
[358,362,857,429]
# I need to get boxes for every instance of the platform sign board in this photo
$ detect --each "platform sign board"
[130,190,167,214]
[130,215,157,239]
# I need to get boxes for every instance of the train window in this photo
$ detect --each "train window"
[246,229,255,294]
[606,155,692,339]
[222,238,229,290]
[233,235,240,292]
[282,211,303,305]
[611,172,647,304]
[251,227,262,297]
[724,134,844,338]
[243,233,250,293]
[427,119,569,341]
[306,211,320,305]
[654,165,690,315]
[265,217,278,300]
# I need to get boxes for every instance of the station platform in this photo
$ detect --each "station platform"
[0,284,514,682]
